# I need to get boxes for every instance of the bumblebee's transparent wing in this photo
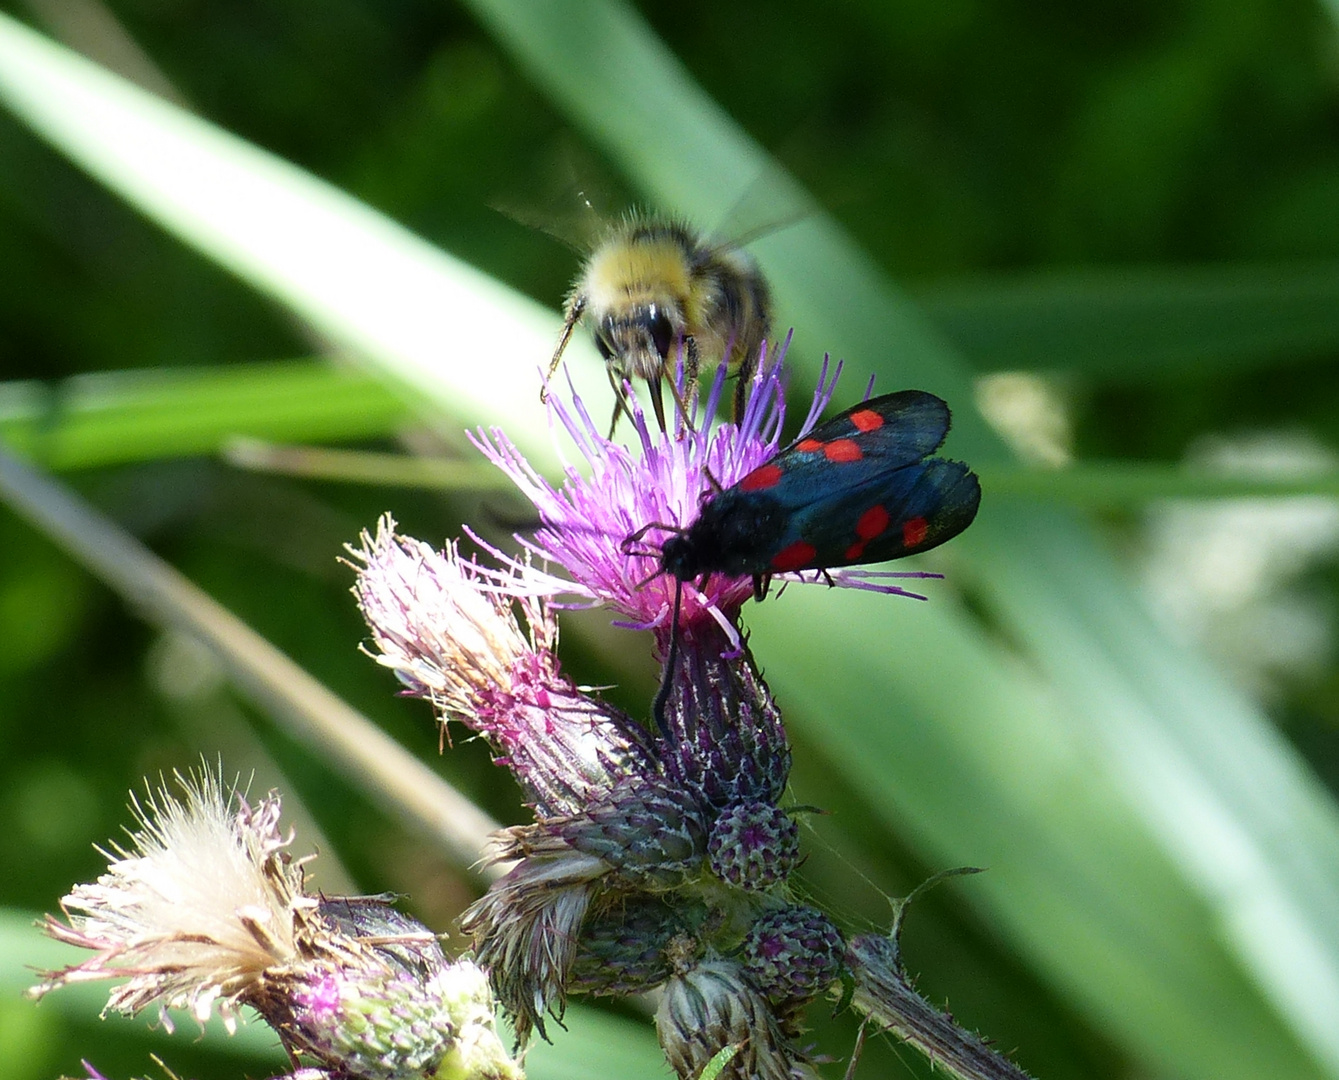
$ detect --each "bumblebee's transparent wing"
[706,154,817,251]
[490,136,629,252]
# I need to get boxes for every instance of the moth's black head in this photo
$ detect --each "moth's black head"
[659,531,700,582]
[658,492,788,583]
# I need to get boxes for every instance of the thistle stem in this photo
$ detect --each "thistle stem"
[847,934,1035,1080]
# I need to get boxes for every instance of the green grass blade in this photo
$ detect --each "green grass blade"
[0,446,502,873]
[981,462,1339,503]
[0,359,411,469]
[915,263,1339,380]
[224,438,515,490]
[0,12,605,461]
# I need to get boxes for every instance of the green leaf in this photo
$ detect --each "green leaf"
[980,462,1339,503]
[914,263,1339,380]
[695,1044,740,1080]
[0,360,411,470]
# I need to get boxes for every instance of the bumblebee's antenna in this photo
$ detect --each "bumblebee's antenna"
[542,294,587,403]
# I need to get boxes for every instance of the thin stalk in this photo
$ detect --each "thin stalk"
[848,933,1034,1080]
[0,447,500,876]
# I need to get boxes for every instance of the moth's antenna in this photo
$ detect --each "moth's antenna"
[651,578,683,743]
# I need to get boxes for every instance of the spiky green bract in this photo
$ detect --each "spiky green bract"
[259,897,520,1080]
[568,895,689,996]
[655,959,818,1080]
[458,619,808,1051]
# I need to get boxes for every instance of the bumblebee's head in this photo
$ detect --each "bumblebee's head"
[595,303,681,380]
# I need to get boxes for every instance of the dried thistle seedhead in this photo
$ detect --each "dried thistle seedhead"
[32,769,309,1029]
[34,768,522,1080]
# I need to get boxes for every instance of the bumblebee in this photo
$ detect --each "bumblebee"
[542,213,772,434]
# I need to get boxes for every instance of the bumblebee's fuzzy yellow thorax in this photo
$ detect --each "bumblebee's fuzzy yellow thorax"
[582,235,694,308]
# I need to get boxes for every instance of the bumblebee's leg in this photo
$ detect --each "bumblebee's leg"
[605,365,634,438]
[665,375,694,435]
[684,336,702,412]
[542,294,586,403]
[732,335,758,421]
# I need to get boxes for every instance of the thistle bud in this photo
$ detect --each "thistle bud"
[739,906,845,1005]
[707,801,800,891]
[656,959,814,1080]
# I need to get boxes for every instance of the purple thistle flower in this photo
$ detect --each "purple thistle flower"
[471,340,927,651]
[344,347,993,1079]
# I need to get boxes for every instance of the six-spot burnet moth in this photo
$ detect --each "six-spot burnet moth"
[641,389,981,735]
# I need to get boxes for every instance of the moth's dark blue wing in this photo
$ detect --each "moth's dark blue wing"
[723,389,975,574]
[827,458,981,563]
[761,457,980,573]
[746,391,953,515]
[787,391,952,463]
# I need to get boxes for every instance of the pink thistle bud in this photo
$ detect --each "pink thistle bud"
[349,515,652,817]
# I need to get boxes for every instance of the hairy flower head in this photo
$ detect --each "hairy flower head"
[350,515,652,817]
[33,768,522,1080]
[32,769,307,1029]
[472,342,865,644]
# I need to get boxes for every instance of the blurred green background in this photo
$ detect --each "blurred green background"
[2,2,1339,1079]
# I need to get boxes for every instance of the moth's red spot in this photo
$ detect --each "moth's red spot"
[903,517,928,548]
[845,541,866,560]
[771,540,817,572]
[850,408,884,432]
[740,463,783,491]
[856,504,890,540]
[796,438,824,453]
[824,439,862,463]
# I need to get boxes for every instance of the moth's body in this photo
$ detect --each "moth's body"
[646,390,980,734]
[657,391,982,594]
[546,214,772,431]
[660,488,786,581]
